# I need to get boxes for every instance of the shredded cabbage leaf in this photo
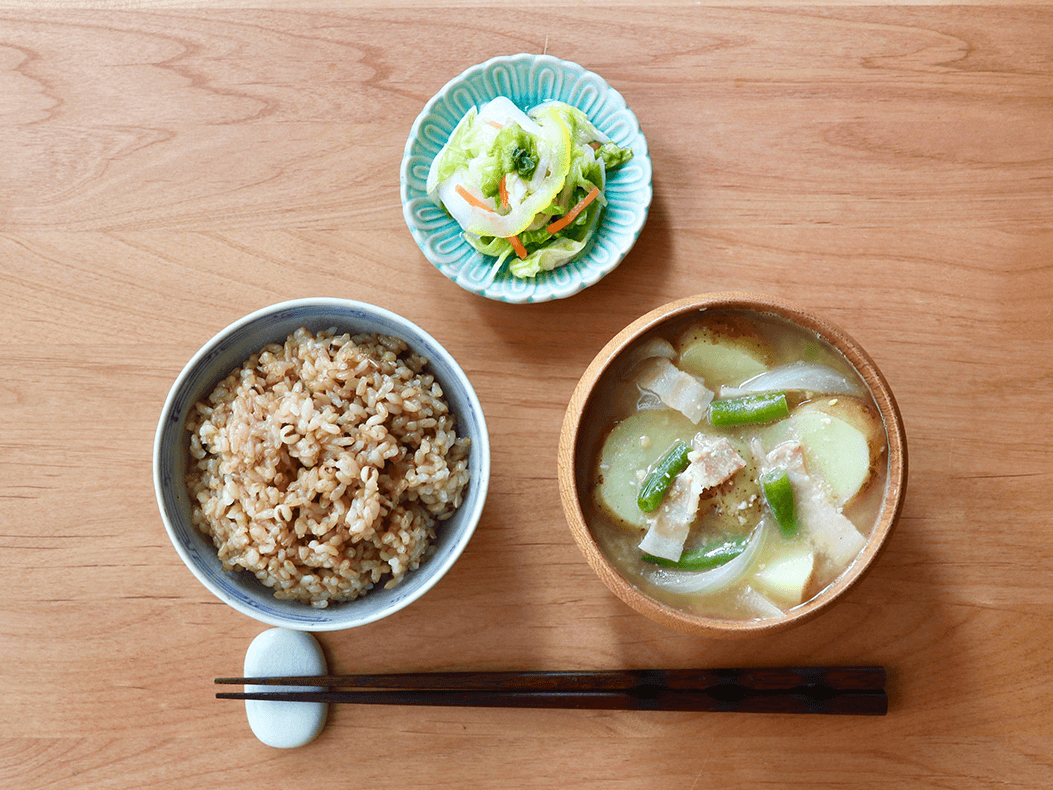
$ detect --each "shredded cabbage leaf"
[427,98,633,279]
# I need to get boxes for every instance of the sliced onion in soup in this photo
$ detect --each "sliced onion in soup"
[729,362,866,398]
[643,518,772,595]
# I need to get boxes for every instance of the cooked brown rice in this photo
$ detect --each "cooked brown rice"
[185,327,471,607]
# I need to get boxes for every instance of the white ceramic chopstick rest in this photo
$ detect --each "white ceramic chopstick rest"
[243,628,328,748]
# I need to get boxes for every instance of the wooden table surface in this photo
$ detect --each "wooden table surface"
[2,3,1052,788]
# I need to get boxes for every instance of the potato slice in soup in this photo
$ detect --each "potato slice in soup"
[789,396,885,507]
[594,409,698,530]
[751,550,815,607]
[675,319,773,387]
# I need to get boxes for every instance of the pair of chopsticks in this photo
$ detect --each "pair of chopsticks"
[216,666,887,715]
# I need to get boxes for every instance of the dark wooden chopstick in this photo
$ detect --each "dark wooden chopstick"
[215,666,887,715]
[216,687,886,715]
[217,666,884,691]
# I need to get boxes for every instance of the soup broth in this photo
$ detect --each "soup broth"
[578,309,889,621]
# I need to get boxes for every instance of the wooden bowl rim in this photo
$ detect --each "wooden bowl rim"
[557,292,908,638]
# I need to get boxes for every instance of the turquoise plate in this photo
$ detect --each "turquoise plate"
[401,53,652,304]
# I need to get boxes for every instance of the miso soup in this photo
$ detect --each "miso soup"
[578,310,889,621]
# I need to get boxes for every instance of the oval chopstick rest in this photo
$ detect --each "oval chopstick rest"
[244,628,328,748]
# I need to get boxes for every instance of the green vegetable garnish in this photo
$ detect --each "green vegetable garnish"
[511,146,538,179]
[643,535,751,570]
[637,440,691,512]
[479,126,541,199]
[761,469,799,537]
[709,392,790,427]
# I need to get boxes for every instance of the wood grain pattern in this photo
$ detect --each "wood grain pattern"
[2,4,1052,789]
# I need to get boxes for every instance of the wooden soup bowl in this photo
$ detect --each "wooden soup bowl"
[557,293,908,638]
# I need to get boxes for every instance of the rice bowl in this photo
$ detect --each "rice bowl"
[186,328,471,608]
[154,298,489,631]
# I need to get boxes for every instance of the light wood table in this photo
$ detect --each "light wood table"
[2,3,1051,788]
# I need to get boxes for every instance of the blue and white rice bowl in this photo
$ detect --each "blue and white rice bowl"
[153,298,490,631]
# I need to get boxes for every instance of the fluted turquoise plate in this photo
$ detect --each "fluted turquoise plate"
[401,54,652,304]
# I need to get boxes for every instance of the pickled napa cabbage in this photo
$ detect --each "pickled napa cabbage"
[426,97,633,278]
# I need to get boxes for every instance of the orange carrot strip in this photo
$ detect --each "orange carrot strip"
[508,235,528,259]
[546,186,600,235]
[487,120,503,129]
[455,184,495,213]
[498,175,509,210]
